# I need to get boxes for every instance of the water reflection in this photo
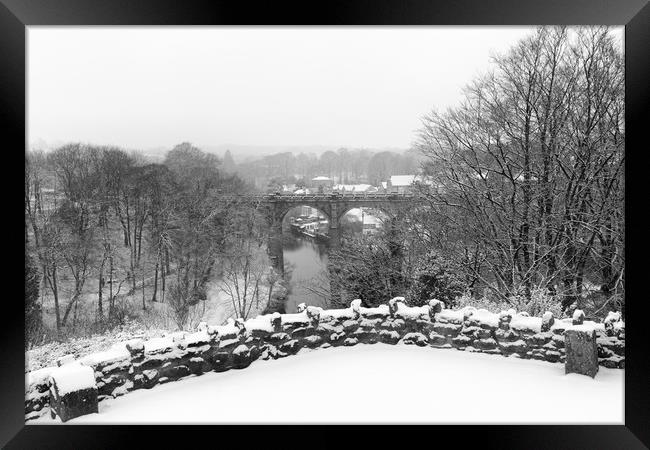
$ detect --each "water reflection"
[278,207,384,313]
[282,232,330,313]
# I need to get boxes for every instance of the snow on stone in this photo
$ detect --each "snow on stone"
[245,315,275,332]
[394,304,429,319]
[167,331,186,342]
[468,309,499,327]
[233,345,250,356]
[319,307,355,320]
[49,363,96,396]
[78,346,130,367]
[510,314,543,333]
[26,319,166,372]
[281,311,310,324]
[210,322,238,337]
[184,331,211,346]
[550,318,572,332]
[360,305,390,316]
[321,308,356,319]
[305,306,322,317]
[30,345,623,424]
[144,337,175,354]
[124,338,144,352]
[27,366,56,389]
[436,309,465,324]
[56,354,76,366]
[567,323,600,333]
[572,309,585,322]
[604,312,622,324]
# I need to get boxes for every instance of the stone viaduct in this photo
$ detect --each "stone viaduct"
[256,192,421,272]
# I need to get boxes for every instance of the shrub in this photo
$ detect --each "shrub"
[406,251,467,308]
[328,237,409,308]
[166,282,206,330]
[455,287,565,318]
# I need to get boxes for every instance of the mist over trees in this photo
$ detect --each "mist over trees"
[234,147,420,190]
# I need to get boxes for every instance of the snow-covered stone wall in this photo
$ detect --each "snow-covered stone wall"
[25,298,625,420]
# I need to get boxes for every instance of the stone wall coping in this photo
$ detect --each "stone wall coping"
[25,298,625,420]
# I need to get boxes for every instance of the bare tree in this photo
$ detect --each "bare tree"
[415,26,624,314]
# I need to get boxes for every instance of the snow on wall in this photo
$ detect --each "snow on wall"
[49,363,96,397]
[24,299,625,421]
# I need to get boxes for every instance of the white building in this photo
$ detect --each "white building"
[386,175,418,193]
[385,174,437,193]
[311,176,334,192]
[362,214,383,236]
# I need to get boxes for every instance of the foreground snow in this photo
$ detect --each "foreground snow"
[30,344,623,424]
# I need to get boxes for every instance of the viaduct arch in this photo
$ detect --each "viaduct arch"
[257,192,420,273]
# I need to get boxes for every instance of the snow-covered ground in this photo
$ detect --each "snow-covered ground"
[27,281,243,372]
[29,344,623,424]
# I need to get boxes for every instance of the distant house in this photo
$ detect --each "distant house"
[361,214,383,236]
[386,175,418,193]
[385,174,436,194]
[299,205,326,220]
[311,176,334,192]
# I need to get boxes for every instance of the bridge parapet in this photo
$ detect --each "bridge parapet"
[228,192,420,202]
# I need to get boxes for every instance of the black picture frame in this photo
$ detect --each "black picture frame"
[3,0,648,448]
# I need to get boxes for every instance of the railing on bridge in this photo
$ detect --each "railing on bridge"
[232,192,419,201]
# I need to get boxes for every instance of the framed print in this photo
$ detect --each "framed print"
[3,0,648,447]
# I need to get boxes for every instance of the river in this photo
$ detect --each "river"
[281,232,331,313]
[280,208,384,313]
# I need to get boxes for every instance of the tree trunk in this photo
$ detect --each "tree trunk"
[151,261,159,302]
[161,266,166,303]
[62,292,79,326]
[98,268,104,321]
[48,267,62,332]
[108,256,114,320]
[142,268,146,310]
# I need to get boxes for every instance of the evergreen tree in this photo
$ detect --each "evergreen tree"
[222,149,236,174]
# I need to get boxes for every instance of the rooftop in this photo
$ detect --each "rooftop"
[390,175,417,186]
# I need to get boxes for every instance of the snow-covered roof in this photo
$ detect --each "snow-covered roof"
[389,174,435,186]
[390,175,416,186]
[312,176,332,181]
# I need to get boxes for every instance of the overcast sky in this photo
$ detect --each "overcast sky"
[29,27,547,152]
